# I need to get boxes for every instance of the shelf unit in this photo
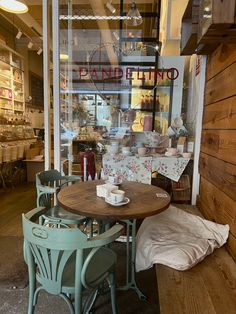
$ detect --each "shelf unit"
[130,68,173,134]
[0,44,25,114]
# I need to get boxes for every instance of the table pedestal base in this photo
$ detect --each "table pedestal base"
[118,219,147,301]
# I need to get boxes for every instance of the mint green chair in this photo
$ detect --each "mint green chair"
[22,207,123,314]
[36,170,86,225]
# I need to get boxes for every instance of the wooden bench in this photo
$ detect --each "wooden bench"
[156,205,236,314]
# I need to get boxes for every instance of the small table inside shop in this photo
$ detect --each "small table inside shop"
[58,180,170,300]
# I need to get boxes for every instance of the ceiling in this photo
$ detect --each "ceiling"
[0,0,160,47]
[0,0,186,56]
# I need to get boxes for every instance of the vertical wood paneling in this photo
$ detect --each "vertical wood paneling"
[199,153,236,202]
[201,130,236,164]
[199,42,236,260]
[206,44,236,81]
[199,177,236,236]
[202,96,236,129]
[205,62,236,105]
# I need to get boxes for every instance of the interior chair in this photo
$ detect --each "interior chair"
[36,169,87,225]
[22,207,124,314]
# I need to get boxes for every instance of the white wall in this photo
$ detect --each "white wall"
[184,55,206,205]
[15,43,43,99]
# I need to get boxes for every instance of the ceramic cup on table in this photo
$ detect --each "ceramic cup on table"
[138,147,147,156]
[108,176,119,184]
[108,145,119,155]
[109,189,125,204]
[182,152,192,158]
[122,146,131,156]
[111,141,119,147]
[166,147,178,156]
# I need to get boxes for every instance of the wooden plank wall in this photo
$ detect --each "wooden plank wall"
[198,44,236,261]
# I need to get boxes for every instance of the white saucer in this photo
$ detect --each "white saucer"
[164,152,181,157]
[105,197,130,206]
[105,180,122,186]
[135,154,150,157]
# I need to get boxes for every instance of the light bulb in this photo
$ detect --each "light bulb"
[60,53,69,60]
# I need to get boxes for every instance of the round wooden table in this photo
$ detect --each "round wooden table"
[58,180,171,300]
[57,180,171,221]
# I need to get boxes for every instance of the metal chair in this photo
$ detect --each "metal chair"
[36,169,87,225]
[22,207,123,314]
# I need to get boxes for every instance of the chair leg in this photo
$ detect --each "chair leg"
[83,289,98,314]
[27,265,36,314]
[108,273,118,314]
[28,279,36,314]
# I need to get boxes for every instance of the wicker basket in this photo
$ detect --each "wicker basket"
[0,146,2,164]
[10,145,18,161]
[2,146,11,162]
[17,144,24,159]
[171,174,191,202]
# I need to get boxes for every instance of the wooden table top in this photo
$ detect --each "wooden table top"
[58,180,171,220]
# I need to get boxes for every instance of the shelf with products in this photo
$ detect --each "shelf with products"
[0,112,34,143]
[129,69,174,134]
[0,43,25,114]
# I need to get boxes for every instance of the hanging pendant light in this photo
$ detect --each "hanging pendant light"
[0,0,28,14]
[125,1,142,26]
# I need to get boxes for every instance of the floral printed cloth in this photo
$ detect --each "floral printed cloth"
[152,157,190,182]
[102,154,190,184]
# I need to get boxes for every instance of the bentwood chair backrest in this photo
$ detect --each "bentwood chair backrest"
[36,170,88,228]
[36,169,81,209]
[22,207,123,314]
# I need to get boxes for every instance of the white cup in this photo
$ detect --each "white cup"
[111,141,119,146]
[108,176,119,184]
[108,145,119,155]
[138,147,147,156]
[109,189,125,203]
[122,147,131,155]
[166,147,177,155]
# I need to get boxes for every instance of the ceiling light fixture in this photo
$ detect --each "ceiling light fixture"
[106,1,116,14]
[37,48,43,55]
[16,29,23,39]
[125,1,142,26]
[0,0,28,14]
[28,41,33,49]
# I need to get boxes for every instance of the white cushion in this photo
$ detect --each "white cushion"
[136,205,229,272]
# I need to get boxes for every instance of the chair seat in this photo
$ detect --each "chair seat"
[85,247,117,288]
[45,206,87,224]
[36,247,116,294]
